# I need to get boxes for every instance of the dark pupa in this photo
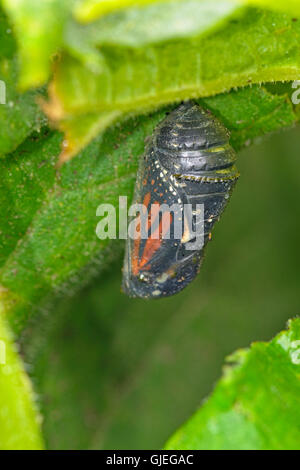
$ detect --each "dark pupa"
[122,101,239,299]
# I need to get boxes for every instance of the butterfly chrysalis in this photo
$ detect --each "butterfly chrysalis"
[122,101,239,298]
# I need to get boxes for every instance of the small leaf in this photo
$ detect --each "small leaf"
[165,318,300,450]
[0,312,44,449]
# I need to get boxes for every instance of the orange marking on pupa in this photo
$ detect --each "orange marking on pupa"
[140,209,173,270]
[131,192,151,275]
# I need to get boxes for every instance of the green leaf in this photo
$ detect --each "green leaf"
[0,313,44,449]
[46,3,300,161]
[3,1,300,161]
[0,82,298,332]
[165,318,300,450]
[0,10,46,157]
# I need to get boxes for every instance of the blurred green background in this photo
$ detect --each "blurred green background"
[21,125,300,450]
